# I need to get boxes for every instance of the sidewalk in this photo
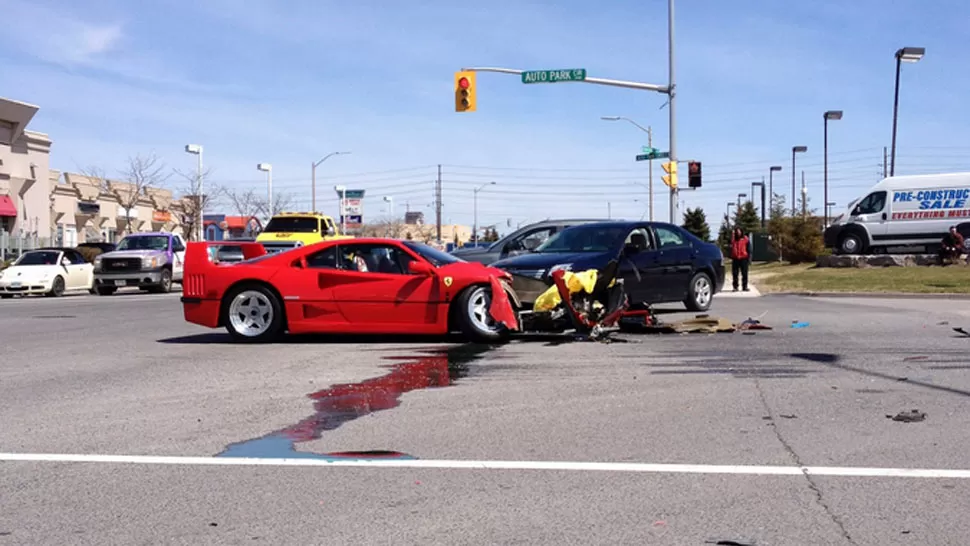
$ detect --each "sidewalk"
[715,284,762,298]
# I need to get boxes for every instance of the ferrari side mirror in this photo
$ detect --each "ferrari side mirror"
[408,261,435,276]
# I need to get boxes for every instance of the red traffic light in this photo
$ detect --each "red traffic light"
[689,162,699,173]
[458,77,470,89]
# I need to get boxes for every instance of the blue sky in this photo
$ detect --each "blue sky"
[2,0,969,235]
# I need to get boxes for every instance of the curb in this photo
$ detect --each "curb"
[764,291,970,300]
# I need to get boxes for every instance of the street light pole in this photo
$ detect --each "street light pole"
[473,181,496,243]
[383,196,394,218]
[257,163,272,220]
[752,181,765,228]
[768,166,782,218]
[791,146,807,215]
[737,193,747,209]
[890,47,925,177]
[823,110,843,227]
[184,144,203,241]
[601,116,654,221]
[311,151,351,213]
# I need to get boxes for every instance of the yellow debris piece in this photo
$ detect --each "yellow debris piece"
[533,269,599,312]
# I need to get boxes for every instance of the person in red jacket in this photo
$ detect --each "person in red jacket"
[730,227,751,292]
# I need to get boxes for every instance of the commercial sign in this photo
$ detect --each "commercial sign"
[336,189,365,228]
[152,210,172,223]
[891,188,970,220]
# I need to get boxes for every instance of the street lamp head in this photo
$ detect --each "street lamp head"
[824,110,843,120]
[184,144,202,154]
[896,47,925,63]
[383,196,392,202]
[256,163,272,172]
[770,165,783,172]
[793,146,808,153]
[334,185,346,192]
[489,181,497,185]
[738,193,747,198]
[752,182,764,187]
[600,116,621,121]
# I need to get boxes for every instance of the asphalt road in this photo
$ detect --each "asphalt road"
[3,288,970,545]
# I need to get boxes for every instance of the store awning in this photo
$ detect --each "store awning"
[0,195,16,217]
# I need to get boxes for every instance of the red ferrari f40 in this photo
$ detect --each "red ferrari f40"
[179,238,521,342]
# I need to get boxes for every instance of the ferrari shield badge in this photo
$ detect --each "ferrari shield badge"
[443,276,453,287]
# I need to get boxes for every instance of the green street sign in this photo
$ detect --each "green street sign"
[521,69,587,84]
[636,151,670,161]
[642,146,658,154]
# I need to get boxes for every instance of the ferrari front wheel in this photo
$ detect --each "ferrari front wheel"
[223,284,284,343]
[455,285,509,343]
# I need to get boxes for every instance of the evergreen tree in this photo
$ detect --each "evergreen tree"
[716,213,733,256]
[681,207,711,242]
[769,192,787,221]
[732,200,762,235]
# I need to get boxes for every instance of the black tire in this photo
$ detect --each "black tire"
[453,284,511,343]
[222,283,285,343]
[684,272,714,312]
[96,286,118,296]
[838,232,865,255]
[46,276,65,297]
[150,269,173,293]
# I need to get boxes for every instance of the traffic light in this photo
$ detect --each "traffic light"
[661,161,678,189]
[688,161,702,188]
[454,71,476,112]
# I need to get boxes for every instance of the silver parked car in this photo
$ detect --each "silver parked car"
[450,219,609,265]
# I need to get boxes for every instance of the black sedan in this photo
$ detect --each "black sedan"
[491,221,725,312]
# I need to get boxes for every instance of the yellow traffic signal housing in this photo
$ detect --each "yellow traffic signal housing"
[454,71,476,112]
[661,161,678,189]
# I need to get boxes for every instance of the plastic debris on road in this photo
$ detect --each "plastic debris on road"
[533,269,606,312]
[790,321,810,329]
[887,409,927,423]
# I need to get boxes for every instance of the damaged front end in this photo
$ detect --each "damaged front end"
[517,258,630,340]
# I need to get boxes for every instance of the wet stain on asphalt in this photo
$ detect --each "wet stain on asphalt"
[31,315,77,319]
[217,343,497,460]
[790,353,840,363]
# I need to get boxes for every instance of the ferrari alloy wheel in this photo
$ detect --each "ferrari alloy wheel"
[684,272,713,312]
[455,285,509,343]
[223,285,284,343]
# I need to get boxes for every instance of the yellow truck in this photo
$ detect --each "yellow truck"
[256,212,352,254]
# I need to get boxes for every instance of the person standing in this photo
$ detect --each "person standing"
[731,227,751,292]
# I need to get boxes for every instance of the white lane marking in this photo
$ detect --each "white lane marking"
[2,453,970,479]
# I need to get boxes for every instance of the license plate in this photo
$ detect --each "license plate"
[10,282,21,288]
[114,280,126,286]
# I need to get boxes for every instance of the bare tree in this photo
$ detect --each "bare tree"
[76,165,110,193]
[172,166,223,242]
[225,188,263,219]
[117,153,170,235]
[254,192,296,218]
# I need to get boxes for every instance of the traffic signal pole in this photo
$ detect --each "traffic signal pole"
[460,0,680,222]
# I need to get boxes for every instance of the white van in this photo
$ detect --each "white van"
[823,172,970,255]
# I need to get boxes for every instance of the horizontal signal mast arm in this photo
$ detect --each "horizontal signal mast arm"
[460,67,670,94]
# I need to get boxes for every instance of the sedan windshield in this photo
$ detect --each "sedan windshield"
[402,241,464,266]
[15,251,61,266]
[116,236,169,251]
[535,225,629,253]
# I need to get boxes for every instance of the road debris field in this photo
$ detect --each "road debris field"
[3,292,970,544]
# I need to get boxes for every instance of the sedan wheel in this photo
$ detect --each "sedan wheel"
[46,276,65,297]
[684,272,713,312]
[223,285,283,342]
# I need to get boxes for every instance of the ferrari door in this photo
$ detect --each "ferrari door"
[326,243,440,328]
[275,245,346,328]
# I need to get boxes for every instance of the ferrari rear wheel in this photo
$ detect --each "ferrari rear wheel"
[223,284,283,343]
[455,285,509,343]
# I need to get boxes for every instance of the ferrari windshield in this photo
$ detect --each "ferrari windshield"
[534,225,629,253]
[402,241,464,266]
[14,250,61,266]
[116,235,169,251]
[263,217,319,233]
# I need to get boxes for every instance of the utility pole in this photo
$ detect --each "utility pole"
[647,126,654,221]
[435,165,442,242]
[883,147,888,178]
[667,0,679,225]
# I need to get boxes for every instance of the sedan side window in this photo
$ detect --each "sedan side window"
[653,226,687,249]
[508,228,554,252]
[306,246,338,269]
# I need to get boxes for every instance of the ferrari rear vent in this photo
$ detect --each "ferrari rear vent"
[185,274,205,297]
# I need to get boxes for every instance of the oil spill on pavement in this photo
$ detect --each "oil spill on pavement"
[216,343,497,460]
